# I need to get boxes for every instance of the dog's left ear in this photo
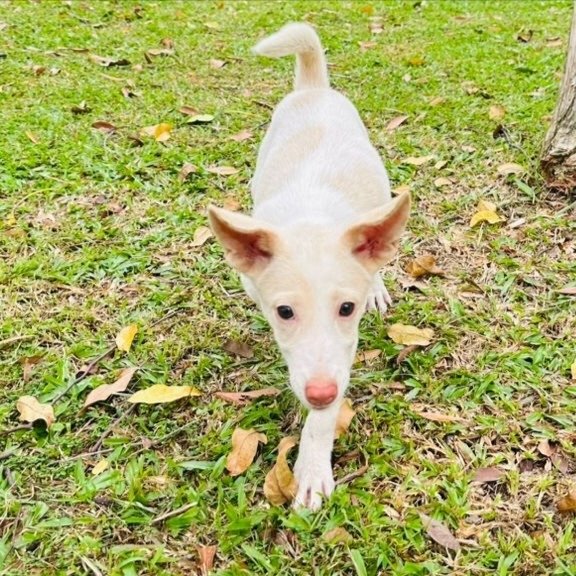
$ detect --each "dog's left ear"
[342,192,411,272]
[208,206,279,275]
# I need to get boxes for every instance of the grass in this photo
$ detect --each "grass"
[1,0,575,574]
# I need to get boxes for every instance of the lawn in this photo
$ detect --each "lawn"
[1,0,575,574]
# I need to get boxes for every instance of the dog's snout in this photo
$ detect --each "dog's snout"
[304,377,338,408]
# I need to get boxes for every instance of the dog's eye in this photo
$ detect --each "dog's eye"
[339,302,355,317]
[277,305,295,320]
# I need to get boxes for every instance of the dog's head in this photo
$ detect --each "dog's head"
[208,192,410,410]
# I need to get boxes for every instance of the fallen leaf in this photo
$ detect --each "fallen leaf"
[215,387,281,406]
[403,155,434,166]
[419,513,460,551]
[91,460,109,476]
[226,427,267,476]
[128,384,200,404]
[558,286,576,296]
[387,324,434,346]
[434,177,453,188]
[191,226,213,247]
[370,20,383,34]
[470,199,503,227]
[355,349,381,363]
[223,339,253,359]
[264,436,298,505]
[497,162,525,176]
[407,55,425,66]
[461,145,476,153]
[32,65,46,76]
[334,399,355,439]
[210,58,226,69]
[435,160,448,170]
[489,104,506,120]
[16,396,55,427]
[116,324,138,352]
[323,527,353,544]
[83,367,138,408]
[92,121,117,133]
[230,129,253,142]
[179,162,198,182]
[21,355,42,383]
[472,467,505,483]
[546,36,563,48]
[196,545,217,576]
[89,54,131,67]
[179,106,198,116]
[71,101,91,114]
[412,409,464,423]
[141,123,172,142]
[429,96,445,107]
[187,114,214,124]
[396,344,420,364]
[537,438,554,458]
[557,488,576,513]
[5,213,17,227]
[405,254,445,278]
[144,48,174,62]
[25,131,39,144]
[517,29,533,43]
[206,165,239,176]
[359,41,377,51]
[121,86,139,98]
[385,115,408,132]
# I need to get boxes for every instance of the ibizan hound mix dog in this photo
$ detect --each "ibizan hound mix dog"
[209,23,410,509]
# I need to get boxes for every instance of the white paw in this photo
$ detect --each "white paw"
[293,458,335,510]
[366,274,392,314]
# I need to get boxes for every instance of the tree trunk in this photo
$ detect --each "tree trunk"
[541,0,576,190]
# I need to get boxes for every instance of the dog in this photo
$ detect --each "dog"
[208,23,410,509]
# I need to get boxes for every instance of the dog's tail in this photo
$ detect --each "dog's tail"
[253,23,329,91]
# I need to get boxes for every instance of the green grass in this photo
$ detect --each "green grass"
[1,0,575,574]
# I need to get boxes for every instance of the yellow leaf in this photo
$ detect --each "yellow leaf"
[334,398,355,439]
[571,360,576,381]
[116,324,138,352]
[489,104,506,120]
[403,155,434,166]
[191,226,213,247]
[405,254,445,278]
[83,367,138,408]
[206,165,239,176]
[16,395,55,427]
[264,436,298,505]
[387,324,434,346]
[225,427,268,476]
[141,123,172,142]
[127,384,200,404]
[470,200,503,227]
[497,162,525,176]
[355,349,381,363]
[5,213,17,227]
[91,460,109,476]
[323,527,354,544]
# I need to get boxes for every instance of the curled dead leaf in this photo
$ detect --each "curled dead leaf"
[419,512,460,551]
[557,488,576,513]
[387,324,434,346]
[322,527,353,544]
[83,367,138,408]
[226,428,267,476]
[92,121,117,133]
[89,54,131,67]
[116,324,138,352]
[128,384,200,404]
[385,115,408,132]
[264,436,298,505]
[21,355,42,383]
[16,395,55,427]
[179,162,198,182]
[405,254,445,278]
[472,467,505,483]
[334,399,355,439]
[191,226,213,247]
[222,339,253,359]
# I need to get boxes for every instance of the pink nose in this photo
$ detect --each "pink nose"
[304,378,338,408]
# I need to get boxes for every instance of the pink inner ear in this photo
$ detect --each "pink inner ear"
[246,233,272,260]
[353,228,382,258]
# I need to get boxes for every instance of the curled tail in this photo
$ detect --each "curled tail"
[253,23,329,91]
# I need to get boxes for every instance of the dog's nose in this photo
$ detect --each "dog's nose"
[304,378,338,408]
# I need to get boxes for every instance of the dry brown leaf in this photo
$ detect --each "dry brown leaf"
[210,58,226,69]
[214,387,281,406]
[412,409,464,423]
[489,104,506,120]
[537,438,554,458]
[91,459,109,476]
[128,384,200,404]
[322,527,353,544]
[116,324,138,352]
[145,48,174,62]
[334,399,355,439]
[16,395,55,427]
[121,86,139,98]
[359,41,377,52]
[387,324,434,346]
[419,513,461,551]
[264,436,298,505]
[223,339,254,359]
[405,254,445,278]
[71,101,91,114]
[179,162,198,182]
[396,344,420,365]
[472,467,504,483]
[83,367,138,408]
[230,129,253,142]
[89,54,131,67]
[196,545,217,576]
[559,286,576,296]
[21,355,42,383]
[191,226,213,247]
[497,162,525,176]
[141,123,172,142]
[385,115,408,132]
[92,121,117,133]
[470,200,503,227]
[179,105,198,116]
[223,196,241,211]
[206,165,239,176]
[557,488,576,513]
[546,37,563,48]
[226,428,267,476]
[434,177,453,188]
[517,29,533,43]
[403,155,434,166]
[355,349,381,363]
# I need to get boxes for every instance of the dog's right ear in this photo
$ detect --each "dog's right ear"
[207,206,278,275]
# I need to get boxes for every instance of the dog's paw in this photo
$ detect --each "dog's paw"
[366,274,392,314]
[293,459,335,511]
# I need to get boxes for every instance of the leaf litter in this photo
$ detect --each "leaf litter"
[226,428,267,476]
[264,436,298,505]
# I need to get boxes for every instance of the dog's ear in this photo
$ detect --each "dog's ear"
[208,206,278,275]
[342,192,411,272]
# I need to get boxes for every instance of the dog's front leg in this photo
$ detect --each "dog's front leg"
[293,402,339,510]
[366,272,392,313]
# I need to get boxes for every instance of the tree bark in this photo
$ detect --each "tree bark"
[541,0,576,190]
